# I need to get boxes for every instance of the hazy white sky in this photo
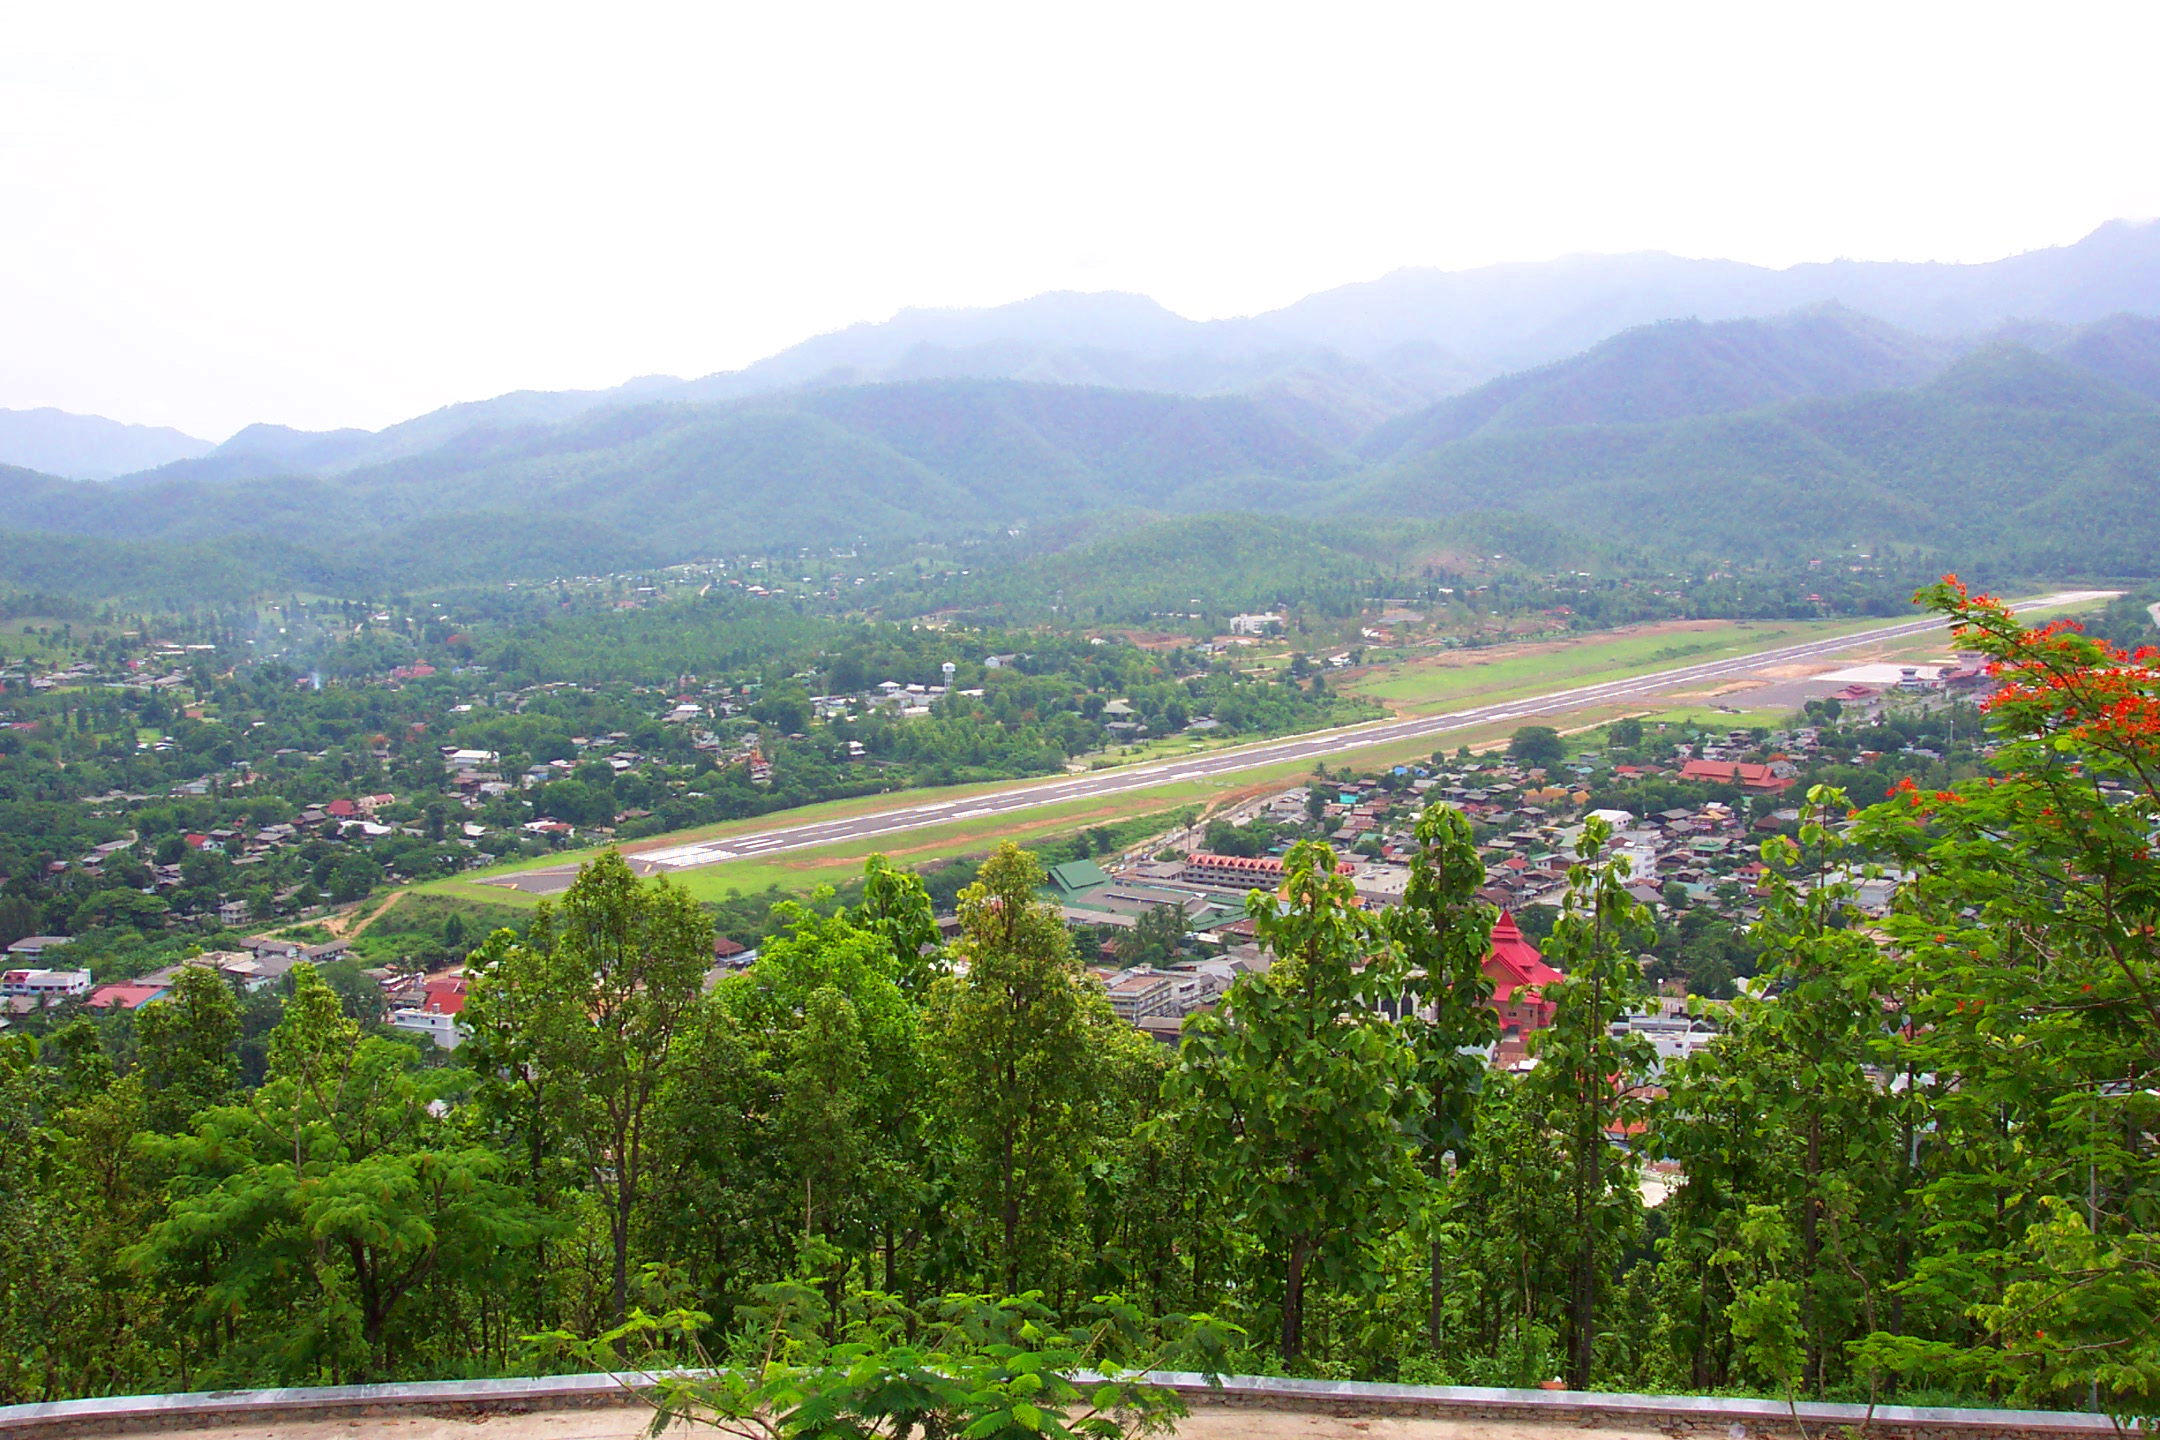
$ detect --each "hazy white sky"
[4,1,2158,439]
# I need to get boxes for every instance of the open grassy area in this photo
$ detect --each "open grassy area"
[1342,615,1888,713]
[1630,704,1798,730]
[409,594,2111,910]
[421,779,1241,907]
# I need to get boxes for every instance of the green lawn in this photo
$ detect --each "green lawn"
[1343,615,1891,712]
[1631,705,1799,730]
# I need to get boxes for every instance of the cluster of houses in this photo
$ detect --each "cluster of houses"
[3,644,217,697]
[1050,836,1718,1074]
[1032,740,1808,1069]
[0,931,355,1023]
[2,925,486,1056]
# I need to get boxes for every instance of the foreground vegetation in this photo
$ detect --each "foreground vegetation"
[0,582,2154,1422]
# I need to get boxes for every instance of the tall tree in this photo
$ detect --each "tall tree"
[853,853,943,996]
[781,986,867,1238]
[1848,580,2160,1421]
[1530,816,1655,1387]
[462,924,594,1329]
[1653,785,1904,1396]
[1173,839,1415,1361]
[923,842,1111,1293]
[474,850,711,1324]
[1388,802,1498,1349]
[131,971,535,1381]
[714,895,925,1294]
[134,963,241,1134]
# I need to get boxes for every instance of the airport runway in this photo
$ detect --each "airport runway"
[484,592,2107,889]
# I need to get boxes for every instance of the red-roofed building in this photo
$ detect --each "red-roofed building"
[1676,759,1793,795]
[1181,852,1357,887]
[420,976,468,1016]
[391,975,471,1050]
[87,982,169,1010]
[1485,911,1564,1037]
[326,798,359,819]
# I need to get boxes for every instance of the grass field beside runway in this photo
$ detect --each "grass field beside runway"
[1340,614,1918,713]
[409,594,2110,909]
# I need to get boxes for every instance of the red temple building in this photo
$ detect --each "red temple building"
[1485,911,1563,1037]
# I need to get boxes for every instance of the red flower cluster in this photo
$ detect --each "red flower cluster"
[1929,576,2160,764]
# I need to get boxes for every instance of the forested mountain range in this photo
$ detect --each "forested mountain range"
[1351,343,2160,572]
[6,303,2160,602]
[1357,306,1955,459]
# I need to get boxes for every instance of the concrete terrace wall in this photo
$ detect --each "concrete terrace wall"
[0,1371,2133,1440]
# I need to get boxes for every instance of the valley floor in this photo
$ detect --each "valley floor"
[407,590,2113,913]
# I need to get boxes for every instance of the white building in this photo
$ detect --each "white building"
[1,968,93,1004]
[1228,612,1285,636]
[390,1008,466,1051]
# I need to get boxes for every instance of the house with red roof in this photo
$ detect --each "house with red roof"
[325,798,359,819]
[1485,912,1564,1038]
[420,975,468,1016]
[1676,759,1793,795]
[87,982,169,1011]
[390,975,470,1050]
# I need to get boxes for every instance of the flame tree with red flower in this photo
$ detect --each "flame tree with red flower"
[1843,578,2160,1420]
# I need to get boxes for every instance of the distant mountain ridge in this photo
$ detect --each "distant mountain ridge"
[1263,218,2160,367]
[0,408,211,480]
[0,379,1352,581]
[7,305,2160,600]
[22,217,2157,491]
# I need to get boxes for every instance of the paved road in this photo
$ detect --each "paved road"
[484,592,2107,889]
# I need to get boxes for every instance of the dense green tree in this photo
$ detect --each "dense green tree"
[853,853,943,995]
[1174,840,1415,1360]
[130,966,539,1381]
[1530,818,1655,1386]
[466,851,711,1324]
[1652,790,1904,1395]
[134,964,241,1134]
[1508,725,1567,770]
[1389,802,1499,1349]
[1844,582,2160,1420]
[1113,901,1187,969]
[923,843,1116,1293]
[781,987,867,1238]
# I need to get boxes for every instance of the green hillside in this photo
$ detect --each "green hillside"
[0,380,1350,574]
[2050,313,2160,401]
[1351,346,2160,568]
[1361,306,1952,461]
[863,511,1616,623]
